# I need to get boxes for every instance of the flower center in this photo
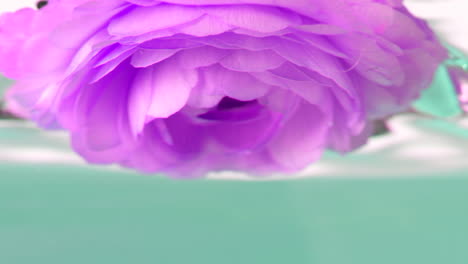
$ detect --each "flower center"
[198,97,262,122]
[216,97,257,110]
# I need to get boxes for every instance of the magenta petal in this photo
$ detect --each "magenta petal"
[267,101,328,169]
[128,60,197,136]
[209,108,282,151]
[220,49,285,72]
[179,15,233,37]
[203,65,271,101]
[146,60,198,118]
[205,5,301,33]
[71,64,135,163]
[131,48,179,68]
[177,46,228,69]
[128,66,155,135]
[108,4,203,37]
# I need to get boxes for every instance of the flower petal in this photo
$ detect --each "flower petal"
[108,4,203,37]
[267,101,328,169]
[128,60,198,135]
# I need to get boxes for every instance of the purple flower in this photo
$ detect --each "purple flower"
[0,0,446,177]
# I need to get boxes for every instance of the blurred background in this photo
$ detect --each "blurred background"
[1,1,468,263]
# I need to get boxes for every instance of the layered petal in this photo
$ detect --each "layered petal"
[0,0,447,177]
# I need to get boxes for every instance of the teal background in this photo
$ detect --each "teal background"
[1,168,468,264]
[1,65,468,263]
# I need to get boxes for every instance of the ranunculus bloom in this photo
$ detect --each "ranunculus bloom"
[0,0,446,177]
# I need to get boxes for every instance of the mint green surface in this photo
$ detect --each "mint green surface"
[413,65,462,117]
[1,120,468,264]
[1,165,468,264]
[445,44,468,71]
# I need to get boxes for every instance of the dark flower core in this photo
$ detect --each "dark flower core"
[37,1,48,9]
[217,97,257,110]
[198,97,261,122]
